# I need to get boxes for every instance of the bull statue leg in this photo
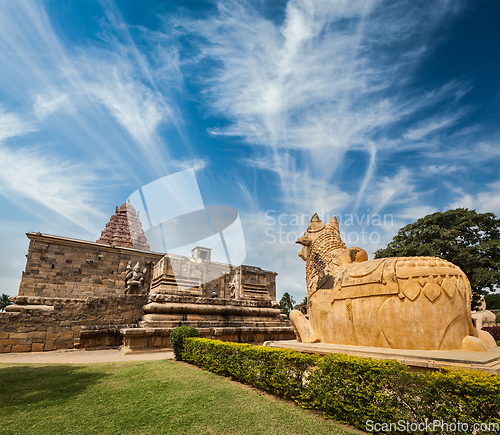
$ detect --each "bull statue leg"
[289,310,318,343]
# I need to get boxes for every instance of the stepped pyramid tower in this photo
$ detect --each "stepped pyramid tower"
[96,200,151,251]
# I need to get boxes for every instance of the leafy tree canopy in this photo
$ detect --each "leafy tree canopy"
[485,293,500,310]
[0,294,12,312]
[374,208,500,297]
[278,292,296,318]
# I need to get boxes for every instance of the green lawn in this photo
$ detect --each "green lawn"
[0,360,357,435]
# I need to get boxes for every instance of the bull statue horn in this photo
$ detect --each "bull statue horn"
[307,213,325,233]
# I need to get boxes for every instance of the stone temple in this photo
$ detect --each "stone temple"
[0,202,294,353]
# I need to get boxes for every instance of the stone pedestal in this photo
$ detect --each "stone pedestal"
[119,293,294,353]
[264,340,500,374]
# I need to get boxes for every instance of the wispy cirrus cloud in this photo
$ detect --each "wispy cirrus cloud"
[404,110,468,141]
[33,90,74,120]
[0,109,104,234]
[363,168,418,215]
[0,145,105,234]
[244,154,350,213]
[61,51,172,170]
[172,157,210,172]
[0,0,188,178]
[171,0,473,217]
[449,181,500,216]
[397,205,439,221]
[422,164,464,175]
[0,108,36,141]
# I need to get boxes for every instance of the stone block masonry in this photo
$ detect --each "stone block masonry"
[0,295,147,353]
[0,232,161,352]
[0,227,294,353]
[19,232,163,298]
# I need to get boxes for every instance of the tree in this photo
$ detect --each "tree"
[485,293,500,310]
[278,292,296,318]
[374,208,500,301]
[0,294,12,312]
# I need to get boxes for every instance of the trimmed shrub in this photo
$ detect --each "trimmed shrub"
[300,353,410,428]
[170,326,199,361]
[420,369,500,426]
[183,338,500,435]
[183,338,320,399]
[496,315,500,324]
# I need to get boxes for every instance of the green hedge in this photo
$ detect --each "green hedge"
[170,326,199,361]
[183,337,320,399]
[300,353,410,428]
[183,338,500,435]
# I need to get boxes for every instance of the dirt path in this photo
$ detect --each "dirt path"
[0,348,174,364]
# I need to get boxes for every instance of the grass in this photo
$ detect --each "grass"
[0,360,357,435]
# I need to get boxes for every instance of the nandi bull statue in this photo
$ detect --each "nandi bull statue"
[290,213,497,351]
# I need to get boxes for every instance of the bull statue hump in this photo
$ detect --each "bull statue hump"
[290,213,497,352]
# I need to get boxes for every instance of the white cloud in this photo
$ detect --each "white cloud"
[396,205,438,221]
[183,0,467,155]
[404,111,466,141]
[172,0,470,215]
[0,0,187,177]
[449,181,500,216]
[33,90,74,119]
[0,108,36,141]
[423,164,463,175]
[57,50,174,173]
[244,154,351,214]
[0,142,105,234]
[172,157,210,172]
[364,168,417,214]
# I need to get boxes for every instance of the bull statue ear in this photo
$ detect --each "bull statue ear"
[307,213,325,233]
[325,215,346,248]
[327,216,340,232]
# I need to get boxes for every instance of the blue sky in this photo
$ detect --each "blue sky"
[0,0,499,303]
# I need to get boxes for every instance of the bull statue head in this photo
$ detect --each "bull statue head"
[296,213,367,265]
[295,213,325,261]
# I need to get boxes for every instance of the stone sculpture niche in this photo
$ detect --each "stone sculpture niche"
[290,214,497,351]
[125,261,147,295]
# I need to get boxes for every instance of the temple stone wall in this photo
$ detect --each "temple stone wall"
[19,233,162,298]
[0,232,290,353]
[0,295,146,353]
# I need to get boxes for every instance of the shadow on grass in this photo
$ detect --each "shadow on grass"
[0,365,108,408]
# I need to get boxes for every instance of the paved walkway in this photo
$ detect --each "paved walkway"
[0,348,174,364]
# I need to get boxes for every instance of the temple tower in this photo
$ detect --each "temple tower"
[97,200,151,251]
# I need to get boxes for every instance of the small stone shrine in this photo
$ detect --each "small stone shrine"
[471,295,497,330]
[0,202,294,353]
